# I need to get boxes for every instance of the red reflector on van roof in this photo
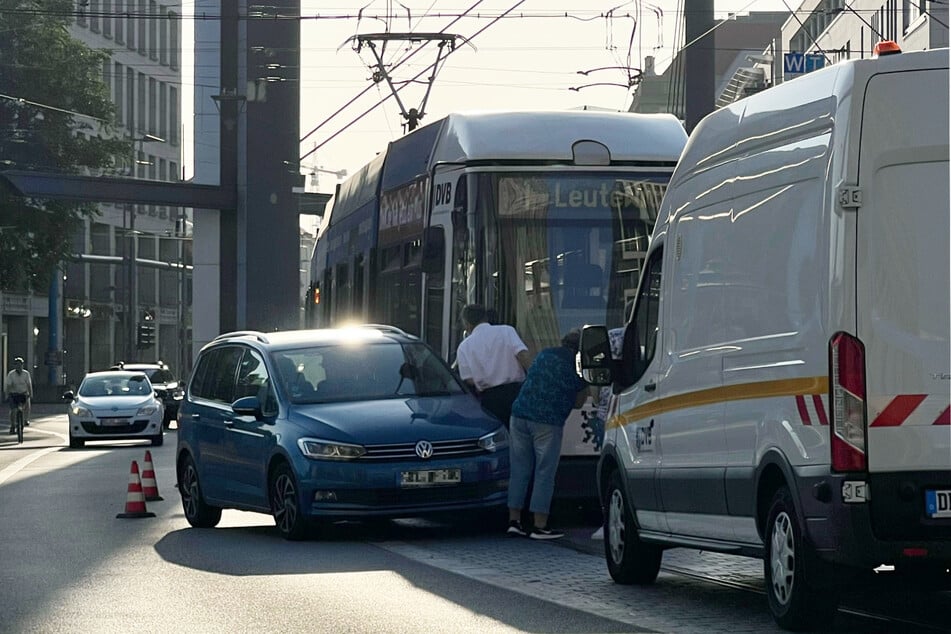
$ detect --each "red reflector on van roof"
[874,41,902,56]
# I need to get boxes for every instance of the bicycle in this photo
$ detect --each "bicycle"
[9,393,27,444]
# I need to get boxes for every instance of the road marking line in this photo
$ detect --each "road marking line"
[0,428,67,486]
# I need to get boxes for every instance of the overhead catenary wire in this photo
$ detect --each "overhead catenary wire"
[299,0,486,144]
[300,0,527,163]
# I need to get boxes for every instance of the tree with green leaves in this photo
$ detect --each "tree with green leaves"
[0,0,129,291]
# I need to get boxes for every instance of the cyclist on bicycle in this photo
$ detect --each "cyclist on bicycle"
[5,357,32,434]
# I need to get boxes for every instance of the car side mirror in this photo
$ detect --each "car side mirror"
[232,395,263,419]
[62,390,74,401]
[579,325,613,386]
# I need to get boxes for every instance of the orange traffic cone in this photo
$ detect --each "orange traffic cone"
[116,460,156,519]
[141,450,164,501]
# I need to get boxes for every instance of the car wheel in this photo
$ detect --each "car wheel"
[764,485,839,630]
[151,433,164,447]
[604,469,662,584]
[269,463,310,541]
[69,434,84,449]
[178,454,222,528]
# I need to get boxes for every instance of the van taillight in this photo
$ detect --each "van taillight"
[830,332,868,472]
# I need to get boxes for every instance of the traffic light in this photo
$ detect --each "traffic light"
[137,320,156,348]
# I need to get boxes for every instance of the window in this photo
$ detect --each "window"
[149,1,158,60]
[159,5,168,65]
[159,82,167,140]
[621,247,663,385]
[192,346,242,404]
[127,6,135,49]
[235,349,277,414]
[101,60,111,97]
[126,68,136,134]
[114,63,124,124]
[148,78,157,134]
[102,0,112,37]
[115,0,124,43]
[138,0,146,54]
[170,86,179,145]
[137,72,146,131]
[169,11,180,69]
[90,0,100,32]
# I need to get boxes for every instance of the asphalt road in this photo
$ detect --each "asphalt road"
[1,406,948,634]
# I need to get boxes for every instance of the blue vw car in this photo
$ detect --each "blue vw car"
[176,326,510,539]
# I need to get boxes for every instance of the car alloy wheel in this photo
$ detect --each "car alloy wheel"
[270,463,309,540]
[179,456,221,528]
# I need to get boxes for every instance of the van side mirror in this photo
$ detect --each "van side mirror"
[421,226,445,275]
[579,325,613,386]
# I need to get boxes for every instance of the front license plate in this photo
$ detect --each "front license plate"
[100,417,130,426]
[925,489,951,518]
[400,468,461,487]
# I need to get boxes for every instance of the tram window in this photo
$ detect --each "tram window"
[405,240,422,266]
[382,245,402,272]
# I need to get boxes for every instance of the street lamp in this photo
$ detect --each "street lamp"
[308,166,347,190]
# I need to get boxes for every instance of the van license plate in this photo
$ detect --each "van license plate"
[400,468,461,487]
[925,490,951,518]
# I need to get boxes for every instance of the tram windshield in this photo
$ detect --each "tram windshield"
[470,172,669,355]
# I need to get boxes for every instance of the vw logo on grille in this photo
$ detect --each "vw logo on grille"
[415,440,434,459]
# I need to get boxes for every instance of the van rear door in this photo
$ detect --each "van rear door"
[855,65,950,537]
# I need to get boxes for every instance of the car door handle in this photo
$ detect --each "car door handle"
[644,382,657,392]
[191,413,201,420]
[223,419,234,427]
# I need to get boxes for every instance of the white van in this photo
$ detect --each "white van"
[580,45,949,630]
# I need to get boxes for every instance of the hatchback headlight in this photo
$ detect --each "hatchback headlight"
[478,427,509,452]
[298,438,366,460]
[72,405,92,418]
[137,405,158,416]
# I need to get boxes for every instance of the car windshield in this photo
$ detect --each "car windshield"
[143,368,173,383]
[79,374,153,397]
[272,342,465,404]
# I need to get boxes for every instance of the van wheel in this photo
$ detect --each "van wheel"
[269,463,310,541]
[604,470,662,584]
[764,486,839,630]
[179,455,222,528]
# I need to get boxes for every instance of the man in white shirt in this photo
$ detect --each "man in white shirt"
[5,357,32,433]
[456,304,531,426]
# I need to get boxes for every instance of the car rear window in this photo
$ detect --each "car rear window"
[80,374,152,397]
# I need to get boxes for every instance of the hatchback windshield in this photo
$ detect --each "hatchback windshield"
[79,374,152,397]
[272,342,465,404]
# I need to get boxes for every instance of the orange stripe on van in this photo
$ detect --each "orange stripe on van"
[607,377,829,430]
[869,394,928,427]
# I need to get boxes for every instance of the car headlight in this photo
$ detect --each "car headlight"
[71,405,93,418]
[137,405,159,416]
[297,438,366,460]
[478,427,509,452]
